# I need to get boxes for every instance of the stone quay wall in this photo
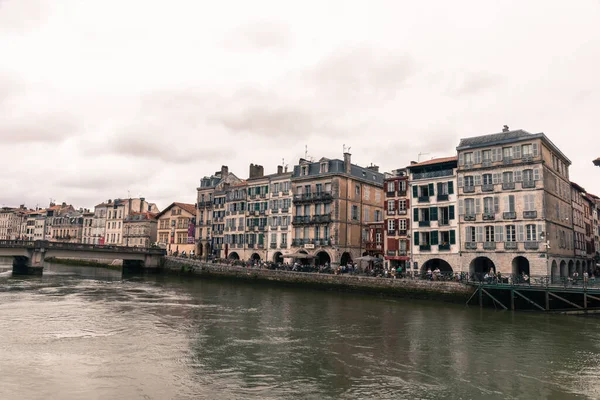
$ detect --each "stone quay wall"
[163,257,475,303]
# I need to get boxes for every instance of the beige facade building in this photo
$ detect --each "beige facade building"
[156,203,197,255]
[223,181,247,259]
[291,152,384,267]
[456,127,573,278]
[123,212,157,248]
[103,198,159,245]
[408,157,460,274]
[91,203,109,244]
[0,206,27,240]
[81,211,95,244]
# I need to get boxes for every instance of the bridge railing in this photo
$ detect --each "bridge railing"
[0,240,165,255]
[467,273,600,290]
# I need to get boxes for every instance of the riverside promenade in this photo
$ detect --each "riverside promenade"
[164,257,475,302]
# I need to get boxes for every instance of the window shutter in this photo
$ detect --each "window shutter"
[406,219,410,229]
[384,200,388,210]
[533,168,540,181]
[431,231,439,245]
[430,207,438,221]
[494,196,499,213]
[448,181,454,194]
[475,198,481,214]
[538,223,544,241]
[406,199,410,209]
[413,208,419,222]
[414,232,419,246]
[517,224,525,242]
[532,143,539,157]
[515,170,522,182]
[503,196,509,212]
[458,153,464,166]
[513,145,521,159]
[491,150,497,162]
[474,175,482,186]
[495,226,504,242]
[457,176,464,188]
[476,226,484,242]
[437,182,443,196]
[496,148,503,161]
[475,151,482,164]
[412,186,418,198]
[458,199,464,215]
[449,205,455,220]
[450,230,456,245]
[428,183,435,196]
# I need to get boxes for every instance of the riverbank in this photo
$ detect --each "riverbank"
[164,257,475,303]
[44,257,122,270]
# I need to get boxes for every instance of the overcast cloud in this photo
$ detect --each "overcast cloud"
[0,0,599,210]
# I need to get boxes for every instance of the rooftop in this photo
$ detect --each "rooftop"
[407,156,458,168]
[458,129,534,148]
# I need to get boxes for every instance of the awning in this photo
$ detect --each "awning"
[288,253,316,259]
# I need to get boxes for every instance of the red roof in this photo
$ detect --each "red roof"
[155,202,196,219]
[408,156,458,168]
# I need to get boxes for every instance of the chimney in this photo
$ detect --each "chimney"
[221,165,229,178]
[249,164,264,179]
[503,125,510,132]
[284,165,288,173]
[343,152,352,174]
[249,163,256,179]
[277,165,283,175]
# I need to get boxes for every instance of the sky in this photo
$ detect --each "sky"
[1,0,599,211]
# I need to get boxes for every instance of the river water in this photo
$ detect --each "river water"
[1,264,600,399]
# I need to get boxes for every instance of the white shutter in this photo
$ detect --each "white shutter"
[496,148,503,161]
[475,151,482,164]
[494,196,499,213]
[538,224,544,241]
[532,143,539,157]
[533,168,540,181]
[515,170,522,182]
[513,145,522,159]
[493,173,500,184]
[517,224,525,242]
[476,226,484,242]
[458,199,464,215]
[491,150,497,162]
[474,175,482,186]
[475,198,481,214]
[495,226,504,242]
[458,176,464,188]
[458,153,464,166]
[503,196,509,212]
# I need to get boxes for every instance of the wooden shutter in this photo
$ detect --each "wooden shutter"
[437,182,443,196]
[517,224,525,242]
[414,232,419,246]
[474,151,482,164]
[450,230,456,245]
[491,149,497,162]
[495,226,504,242]
[533,168,540,181]
[474,175,481,186]
[413,208,419,221]
[449,205,455,220]
[532,143,539,157]
[430,207,438,221]
[513,145,522,159]
[475,198,481,214]
[412,186,418,198]
[448,181,454,194]
[457,176,464,188]
[387,238,398,251]
[428,183,435,196]
[537,223,544,241]
[458,153,464,166]
[515,170,522,182]
[431,231,439,245]
[494,196,499,213]
[476,226,484,242]
[458,199,464,215]
[496,148,503,161]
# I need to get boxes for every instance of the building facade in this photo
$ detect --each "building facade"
[156,203,197,255]
[290,152,384,267]
[408,157,460,274]
[267,167,293,264]
[123,212,157,248]
[0,206,27,240]
[104,198,159,245]
[91,203,109,245]
[456,127,573,277]
[383,168,410,271]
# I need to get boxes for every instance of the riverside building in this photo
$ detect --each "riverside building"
[407,157,460,274]
[456,127,573,278]
[383,168,411,271]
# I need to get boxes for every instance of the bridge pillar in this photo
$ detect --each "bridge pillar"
[12,250,43,275]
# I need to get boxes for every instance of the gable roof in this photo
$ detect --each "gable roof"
[155,202,196,219]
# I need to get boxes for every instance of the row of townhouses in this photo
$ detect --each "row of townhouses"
[1,127,598,278]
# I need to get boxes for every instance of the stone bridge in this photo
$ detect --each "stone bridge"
[0,240,166,275]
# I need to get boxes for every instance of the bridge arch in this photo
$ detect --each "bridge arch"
[469,257,495,275]
[340,252,352,266]
[315,251,331,266]
[250,253,261,262]
[272,252,283,264]
[422,258,453,273]
[512,256,530,276]
[228,252,240,260]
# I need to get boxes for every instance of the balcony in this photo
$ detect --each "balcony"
[502,182,515,190]
[482,160,492,168]
[257,243,264,249]
[522,180,536,189]
[258,226,265,231]
[397,209,407,215]
[503,212,516,219]
[524,241,539,250]
[281,242,288,248]
[293,216,311,225]
[464,214,476,221]
[386,191,396,197]
[247,243,255,248]
[503,157,513,165]
[270,243,277,249]
[412,169,453,180]
[237,226,244,231]
[482,184,494,192]
[437,194,449,202]
[397,190,407,197]
[313,214,332,224]
[292,192,333,204]
[387,230,396,236]
[504,241,518,250]
[482,213,495,221]
[418,196,430,203]
[483,242,496,250]
[523,211,537,219]
[463,186,475,193]
[271,209,279,214]
[419,244,431,251]
[419,220,430,227]
[259,193,267,198]
[387,210,396,216]
[522,155,534,163]
[463,163,473,170]
[438,219,449,226]
[465,242,477,250]
[438,243,450,251]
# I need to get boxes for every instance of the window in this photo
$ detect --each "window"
[420,232,430,245]
[316,183,323,193]
[398,200,406,211]
[502,171,513,183]
[399,219,407,230]
[387,182,395,192]
[387,201,395,212]
[301,166,308,176]
[399,181,406,191]
[482,150,491,163]
[399,239,407,251]
[504,195,515,212]
[503,147,513,159]
[320,162,328,173]
[419,185,430,197]
[420,208,430,221]
[374,210,382,222]
[483,197,494,214]
[464,152,473,165]
[438,182,449,195]
[355,185,360,196]
[364,186,370,200]
[483,174,493,185]
[464,176,474,187]
[485,226,495,242]
[526,224,536,241]
[440,231,450,245]
[387,219,395,232]
[363,207,369,222]
[522,144,532,157]
[523,169,534,182]
[524,194,535,211]
[465,199,475,216]
[352,205,359,220]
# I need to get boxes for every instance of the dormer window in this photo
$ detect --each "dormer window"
[320,162,328,173]
[301,166,308,176]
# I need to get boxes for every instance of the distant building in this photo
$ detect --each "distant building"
[103,198,159,245]
[156,202,197,255]
[0,206,27,240]
[383,168,411,272]
[123,212,157,248]
[81,211,95,244]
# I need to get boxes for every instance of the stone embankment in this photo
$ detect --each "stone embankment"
[164,257,475,302]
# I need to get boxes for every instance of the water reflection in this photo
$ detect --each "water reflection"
[0,272,599,399]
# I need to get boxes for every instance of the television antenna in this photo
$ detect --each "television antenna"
[417,152,430,162]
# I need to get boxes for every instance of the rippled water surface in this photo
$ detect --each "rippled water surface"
[1,266,600,399]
